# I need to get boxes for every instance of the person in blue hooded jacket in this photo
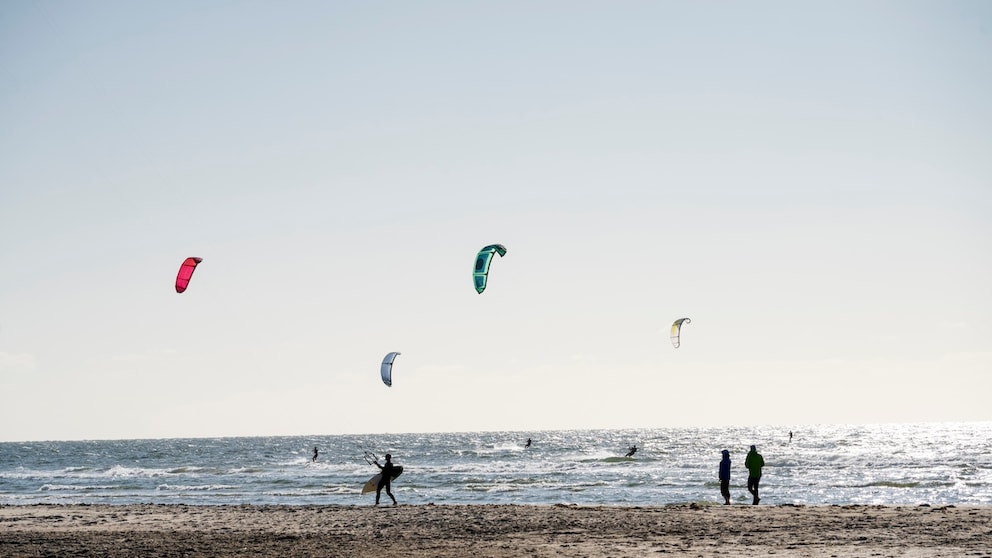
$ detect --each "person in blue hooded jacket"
[719,449,732,505]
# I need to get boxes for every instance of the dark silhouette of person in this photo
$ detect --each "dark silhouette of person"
[373,453,398,506]
[745,445,765,505]
[525,438,532,448]
[719,449,732,505]
[312,447,319,462]
[789,431,793,443]
[625,445,638,458]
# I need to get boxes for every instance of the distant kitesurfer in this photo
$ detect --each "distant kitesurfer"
[719,449,732,505]
[312,447,319,462]
[789,431,793,443]
[373,453,398,506]
[525,438,532,448]
[745,445,765,505]
[625,445,637,458]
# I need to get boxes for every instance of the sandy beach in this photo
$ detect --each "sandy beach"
[1,503,989,557]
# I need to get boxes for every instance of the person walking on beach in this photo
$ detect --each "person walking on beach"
[745,445,764,505]
[373,453,398,506]
[719,449,732,505]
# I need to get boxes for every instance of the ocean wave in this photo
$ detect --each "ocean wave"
[847,481,957,489]
[104,465,168,478]
[156,484,238,491]
[166,466,210,474]
[464,483,522,493]
[38,484,120,491]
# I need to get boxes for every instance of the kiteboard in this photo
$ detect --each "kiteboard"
[361,466,404,494]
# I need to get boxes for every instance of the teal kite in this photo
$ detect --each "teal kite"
[473,244,507,294]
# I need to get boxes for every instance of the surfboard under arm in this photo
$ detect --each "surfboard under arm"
[361,466,403,495]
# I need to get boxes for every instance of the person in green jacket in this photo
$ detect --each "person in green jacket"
[745,445,764,505]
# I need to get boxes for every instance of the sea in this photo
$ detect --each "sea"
[1,422,990,507]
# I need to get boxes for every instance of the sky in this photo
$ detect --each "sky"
[1,1,990,442]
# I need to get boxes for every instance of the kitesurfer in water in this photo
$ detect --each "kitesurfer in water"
[745,445,764,505]
[625,445,638,458]
[312,447,319,462]
[719,450,732,505]
[374,453,398,506]
[525,438,532,448]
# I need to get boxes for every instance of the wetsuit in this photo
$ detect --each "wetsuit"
[376,460,397,505]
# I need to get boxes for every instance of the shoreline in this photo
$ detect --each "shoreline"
[2,503,990,557]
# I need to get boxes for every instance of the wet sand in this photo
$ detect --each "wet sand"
[1,503,990,557]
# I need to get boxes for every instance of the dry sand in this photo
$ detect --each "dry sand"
[1,503,990,557]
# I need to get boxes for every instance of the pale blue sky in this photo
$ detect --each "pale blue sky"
[1,1,990,442]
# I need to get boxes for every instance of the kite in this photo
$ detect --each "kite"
[473,244,507,294]
[670,318,690,348]
[175,257,203,293]
[381,352,401,387]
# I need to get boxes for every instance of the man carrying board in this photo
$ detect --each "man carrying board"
[373,453,399,506]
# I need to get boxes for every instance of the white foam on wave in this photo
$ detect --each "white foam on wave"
[39,484,119,491]
[156,484,238,491]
